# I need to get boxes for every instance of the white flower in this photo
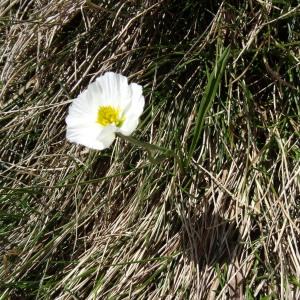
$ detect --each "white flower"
[66,72,145,150]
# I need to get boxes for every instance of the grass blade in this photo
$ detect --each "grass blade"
[188,46,230,161]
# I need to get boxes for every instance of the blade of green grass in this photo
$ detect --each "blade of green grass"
[187,46,230,161]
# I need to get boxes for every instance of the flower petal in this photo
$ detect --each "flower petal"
[66,82,102,125]
[97,125,116,149]
[119,115,140,136]
[66,123,106,150]
[129,83,145,116]
[119,83,145,135]
[96,72,130,108]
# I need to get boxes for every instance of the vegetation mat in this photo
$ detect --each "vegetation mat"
[0,0,299,299]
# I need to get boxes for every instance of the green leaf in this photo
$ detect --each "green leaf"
[188,47,230,161]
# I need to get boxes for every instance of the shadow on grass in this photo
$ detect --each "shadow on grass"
[181,211,240,268]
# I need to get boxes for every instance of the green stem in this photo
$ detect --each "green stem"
[116,133,167,153]
[116,133,185,174]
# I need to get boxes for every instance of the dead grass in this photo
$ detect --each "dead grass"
[0,0,300,299]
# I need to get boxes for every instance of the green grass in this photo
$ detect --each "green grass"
[0,0,300,299]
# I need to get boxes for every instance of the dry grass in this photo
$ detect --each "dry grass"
[0,0,300,299]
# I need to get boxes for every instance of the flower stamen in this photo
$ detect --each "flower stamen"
[97,105,125,127]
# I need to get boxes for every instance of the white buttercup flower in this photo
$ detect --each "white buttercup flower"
[66,72,145,150]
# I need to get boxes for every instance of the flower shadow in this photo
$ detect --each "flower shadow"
[181,210,241,268]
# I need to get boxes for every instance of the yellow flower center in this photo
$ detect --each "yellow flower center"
[97,105,125,127]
